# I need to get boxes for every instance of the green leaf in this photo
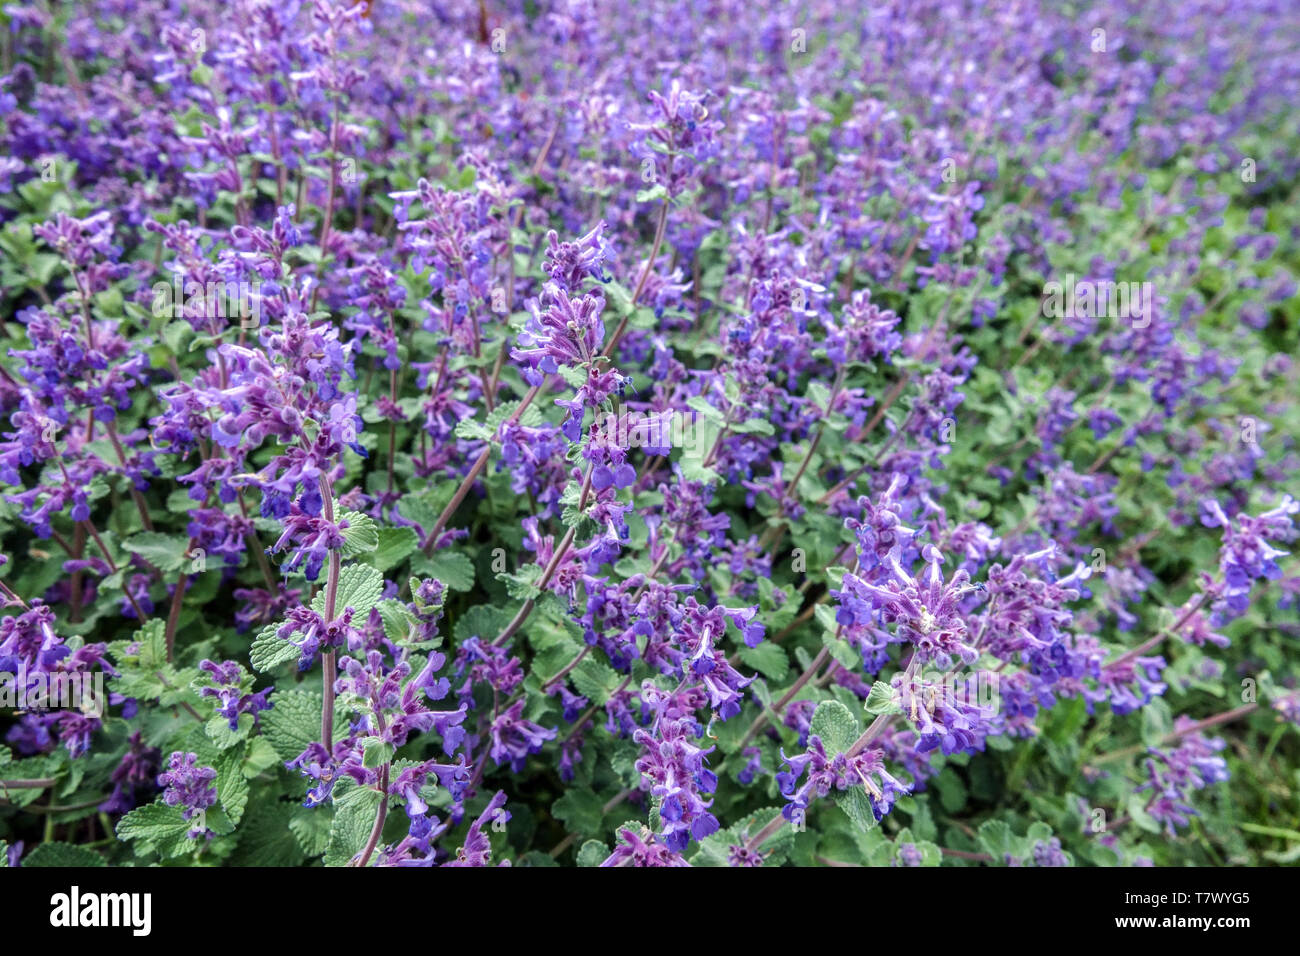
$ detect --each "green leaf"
[1140,696,1172,747]
[558,365,588,388]
[20,843,108,867]
[977,819,1015,859]
[124,532,190,573]
[1025,821,1053,846]
[324,783,384,867]
[699,806,797,863]
[677,456,721,484]
[117,802,197,858]
[216,747,250,826]
[1126,793,1162,835]
[242,737,281,776]
[575,840,608,867]
[915,840,943,866]
[834,787,879,832]
[361,736,394,769]
[738,642,790,681]
[205,712,252,749]
[552,790,605,836]
[290,805,334,857]
[821,628,860,670]
[813,604,839,633]
[454,605,513,643]
[569,656,622,705]
[366,526,419,573]
[161,320,194,353]
[250,624,299,673]
[413,550,476,592]
[376,599,419,644]
[338,511,379,557]
[497,563,542,601]
[107,628,170,700]
[262,690,341,762]
[686,395,727,424]
[227,799,303,867]
[730,415,775,436]
[454,417,492,441]
[934,769,968,814]
[1043,694,1088,745]
[809,699,861,754]
[312,563,384,618]
[864,681,902,716]
[908,797,938,841]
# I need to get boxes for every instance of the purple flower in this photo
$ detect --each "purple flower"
[600,827,691,867]
[512,285,607,387]
[633,715,719,852]
[445,791,510,867]
[836,544,979,668]
[1200,496,1297,622]
[197,659,273,730]
[157,752,218,838]
[488,699,557,772]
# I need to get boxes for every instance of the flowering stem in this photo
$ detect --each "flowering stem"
[758,366,846,549]
[353,712,391,868]
[69,524,86,623]
[236,492,278,590]
[891,232,921,290]
[162,572,188,663]
[542,645,590,690]
[1094,702,1259,765]
[940,847,993,862]
[628,542,672,605]
[549,787,633,858]
[846,655,922,758]
[421,385,542,553]
[104,421,154,531]
[763,600,819,645]
[490,529,570,649]
[737,644,829,749]
[743,811,787,853]
[1086,438,1125,475]
[80,518,149,622]
[386,366,398,495]
[153,671,205,722]
[1107,593,1205,670]
[490,462,594,648]
[603,198,668,359]
[816,373,913,504]
[561,675,632,746]
[320,476,341,752]
[353,765,390,868]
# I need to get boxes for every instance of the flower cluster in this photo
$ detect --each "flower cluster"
[157,752,218,839]
[0,0,1295,875]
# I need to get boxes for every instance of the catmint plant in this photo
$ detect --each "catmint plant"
[0,0,1296,874]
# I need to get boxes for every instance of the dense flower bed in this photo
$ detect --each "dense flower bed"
[0,0,1297,868]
